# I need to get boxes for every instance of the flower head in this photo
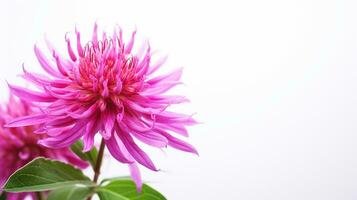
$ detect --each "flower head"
[0,96,87,199]
[7,24,197,189]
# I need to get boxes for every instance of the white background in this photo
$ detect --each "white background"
[1,0,357,199]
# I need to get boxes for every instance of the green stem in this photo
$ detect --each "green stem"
[87,139,106,200]
[36,192,43,200]
[93,139,106,183]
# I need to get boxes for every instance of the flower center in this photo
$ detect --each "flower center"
[73,39,144,112]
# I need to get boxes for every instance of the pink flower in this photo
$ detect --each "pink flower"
[0,96,88,200]
[7,24,197,190]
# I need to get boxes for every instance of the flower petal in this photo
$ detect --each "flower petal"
[147,68,183,84]
[39,120,87,148]
[159,130,198,155]
[131,130,168,148]
[100,110,115,140]
[83,119,100,152]
[34,45,63,78]
[67,103,98,119]
[129,163,142,192]
[125,29,137,54]
[6,114,48,127]
[117,124,158,171]
[9,84,55,102]
[147,55,168,75]
[65,34,77,61]
[105,134,133,163]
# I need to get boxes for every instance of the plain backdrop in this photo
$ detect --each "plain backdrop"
[1,0,357,199]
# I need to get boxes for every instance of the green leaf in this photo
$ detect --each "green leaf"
[71,140,98,169]
[100,176,131,184]
[97,189,127,200]
[4,157,95,192]
[47,186,94,200]
[0,192,6,200]
[97,179,166,200]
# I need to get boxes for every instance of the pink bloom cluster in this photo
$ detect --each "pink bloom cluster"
[7,24,197,189]
[0,96,87,200]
